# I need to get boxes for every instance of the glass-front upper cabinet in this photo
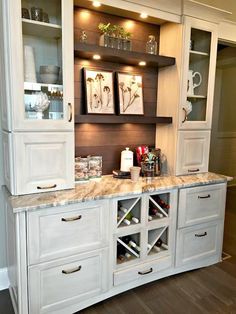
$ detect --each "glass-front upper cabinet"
[180,16,218,130]
[6,0,73,131]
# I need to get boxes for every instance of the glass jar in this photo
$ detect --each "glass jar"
[146,35,157,55]
[141,161,155,177]
[75,157,89,182]
[88,156,102,179]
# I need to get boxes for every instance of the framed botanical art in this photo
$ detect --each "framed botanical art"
[83,68,115,114]
[117,73,144,115]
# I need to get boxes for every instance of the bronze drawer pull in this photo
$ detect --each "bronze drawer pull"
[138,268,153,275]
[198,194,210,199]
[195,232,207,237]
[188,168,200,173]
[37,184,57,190]
[61,215,82,222]
[62,265,81,274]
[68,103,72,122]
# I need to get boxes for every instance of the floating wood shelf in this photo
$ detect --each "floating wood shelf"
[74,43,175,68]
[75,115,172,124]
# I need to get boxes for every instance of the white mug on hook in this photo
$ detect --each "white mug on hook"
[187,70,202,96]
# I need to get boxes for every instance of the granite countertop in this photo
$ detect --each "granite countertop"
[6,172,231,213]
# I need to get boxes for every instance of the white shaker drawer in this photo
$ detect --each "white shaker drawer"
[27,201,109,264]
[114,256,171,286]
[175,221,223,267]
[28,249,109,314]
[178,183,226,228]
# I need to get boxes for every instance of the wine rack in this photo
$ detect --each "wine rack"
[116,233,141,265]
[117,197,141,228]
[147,227,169,257]
[148,193,170,223]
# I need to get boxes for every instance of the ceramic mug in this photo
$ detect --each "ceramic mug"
[187,70,202,96]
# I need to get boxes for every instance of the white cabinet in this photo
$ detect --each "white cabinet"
[0,0,74,195]
[179,17,218,130]
[156,16,218,175]
[112,190,178,284]
[27,201,109,264]
[28,249,109,314]
[176,183,226,268]
[176,130,211,175]
[2,0,74,132]
[4,131,74,195]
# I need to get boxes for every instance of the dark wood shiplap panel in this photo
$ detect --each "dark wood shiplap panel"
[74,7,159,174]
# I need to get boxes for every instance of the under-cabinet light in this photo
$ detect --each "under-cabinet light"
[140,12,148,19]
[93,1,101,7]
[139,61,146,66]
[93,54,101,60]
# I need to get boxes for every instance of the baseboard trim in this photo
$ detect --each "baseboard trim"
[0,267,9,291]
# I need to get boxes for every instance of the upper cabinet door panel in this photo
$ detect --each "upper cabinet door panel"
[5,0,74,131]
[176,130,210,175]
[179,17,218,130]
[13,132,74,195]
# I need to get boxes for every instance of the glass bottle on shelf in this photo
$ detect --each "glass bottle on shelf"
[146,35,157,55]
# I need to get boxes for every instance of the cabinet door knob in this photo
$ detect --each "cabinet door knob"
[195,232,207,237]
[68,103,73,122]
[182,108,188,123]
[188,168,200,173]
[37,184,57,190]
[198,194,210,199]
[138,268,153,275]
[62,265,81,274]
[61,215,82,222]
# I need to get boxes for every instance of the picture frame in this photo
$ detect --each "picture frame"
[117,72,144,115]
[83,68,115,114]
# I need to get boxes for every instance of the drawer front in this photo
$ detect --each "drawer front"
[114,255,171,286]
[176,221,223,267]
[178,183,226,228]
[28,201,109,264]
[28,249,109,314]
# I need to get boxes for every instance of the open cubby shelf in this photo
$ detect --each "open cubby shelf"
[74,43,175,68]
[75,115,172,124]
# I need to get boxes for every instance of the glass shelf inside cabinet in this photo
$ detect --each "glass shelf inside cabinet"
[117,233,141,265]
[24,82,63,120]
[117,197,141,228]
[148,193,170,222]
[147,227,169,257]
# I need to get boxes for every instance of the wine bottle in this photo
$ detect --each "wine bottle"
[153,245,161,252]
[156,212,164,218]
[125,211,140,224]
[125,252,132,259]
[129,240,141,252]
[153,196,170,209]
[148,215,153,221]
[155,238,163,247]
[117,242,126,261]
[120,206,128,213]
[123,219,131,225]
[147,243,152,250]
[161,243,168,250]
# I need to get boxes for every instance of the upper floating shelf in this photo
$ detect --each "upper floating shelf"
[74,43,175,68]
[75,115,172,124]
[22,19,61,38]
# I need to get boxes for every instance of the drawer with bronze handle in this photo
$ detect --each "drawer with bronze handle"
[176,221,223,267]
[178,183,226,228]
[27,200,109,265]
[28,249,109,314]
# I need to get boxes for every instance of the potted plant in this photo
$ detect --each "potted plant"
[98,22,112,47]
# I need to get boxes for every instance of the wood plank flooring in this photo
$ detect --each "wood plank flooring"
[1,187,236,314]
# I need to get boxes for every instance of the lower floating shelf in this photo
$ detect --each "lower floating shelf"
[75,115,172,124]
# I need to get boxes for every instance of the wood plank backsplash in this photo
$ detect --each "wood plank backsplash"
[74,7,159,174]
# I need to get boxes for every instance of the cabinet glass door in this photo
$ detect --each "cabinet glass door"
[180,18,217,129]
[15,0,73,130]
[22,0,64,120]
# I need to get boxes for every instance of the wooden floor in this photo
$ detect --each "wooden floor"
[1,187,236,314]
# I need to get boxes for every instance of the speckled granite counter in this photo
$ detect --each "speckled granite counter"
[5,172,232,213]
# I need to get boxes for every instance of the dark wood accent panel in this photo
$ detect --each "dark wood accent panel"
[75,124,155,174]
[74,7,160,54]
[74,7,160,173]
[74,43,175,68]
